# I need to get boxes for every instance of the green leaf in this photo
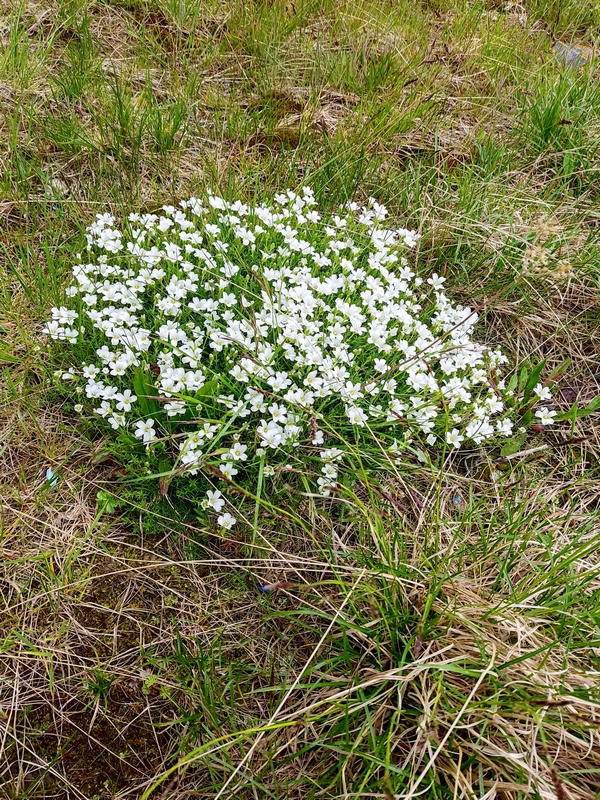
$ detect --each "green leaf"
[96,490,125,514]
[117,429,138,446]
[553,396,600,421]
[500,431,527,457]
[133,366,159,416]
[158,456,173,496]
[194,378,220,400]
[583,395,600,414]
[548,358,570,382]
[523,359,546,401]
[507,373,518,393]
[173,379,221,408]
[568,401,579,435]
[91,449,115,465]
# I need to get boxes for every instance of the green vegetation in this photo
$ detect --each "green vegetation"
[1,1,599,798]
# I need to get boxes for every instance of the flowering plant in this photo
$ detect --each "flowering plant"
[46,188,556,529]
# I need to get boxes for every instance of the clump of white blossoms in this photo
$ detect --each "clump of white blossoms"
[45,188,555,528]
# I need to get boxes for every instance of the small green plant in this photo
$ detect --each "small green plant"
[45,188,563,533]
[2,1,600,797]
[50,13,97,100]
[85,668,113,704]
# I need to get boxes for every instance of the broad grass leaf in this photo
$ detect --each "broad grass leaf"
[158,456,173,496]
[133,366,160,416]
[500,431,527,456]
[194,378,220,400]
[524,359,546,401]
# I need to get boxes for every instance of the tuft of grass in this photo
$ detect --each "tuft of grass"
[528,0,600,38]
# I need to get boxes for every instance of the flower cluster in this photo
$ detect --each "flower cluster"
[45,188,555,529]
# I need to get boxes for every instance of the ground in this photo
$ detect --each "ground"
[1,1,600,798]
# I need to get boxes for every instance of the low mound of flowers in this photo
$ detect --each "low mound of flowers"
[45,188,555,528]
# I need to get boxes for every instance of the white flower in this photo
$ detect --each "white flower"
[485,395,504,414]
[108,413,126,430]
[497,418,513,436]
[220,462,239,480]
[269,403,288,424]
[52,306,78,325]
[267,371,292,392]
[257,420,283,449]
[46,187,533,525]
[64,328,79,343]
[533,383,552,401]
[446,428,464,448]
[227,442,248,461]
[321,463,338,479]
[317,476,336,496]
[94,401,111,418]
[116,389,137,411]
[217,512,236,530]
[346,405,368,426]
[427,273,446,290]
[465,417,494,444]
[230,364,249,382]
[45,321,63,338]
[203,489,225,512]
[135,419,156,444]
[535,407,557,425]
[165,401,186,417]
[320,447,344,462]
[83,364,100,378]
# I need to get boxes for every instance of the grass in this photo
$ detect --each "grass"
[1,0,600,797]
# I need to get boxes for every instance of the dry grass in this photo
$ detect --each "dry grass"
[1,0,600,796]
[2,393,599,797]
